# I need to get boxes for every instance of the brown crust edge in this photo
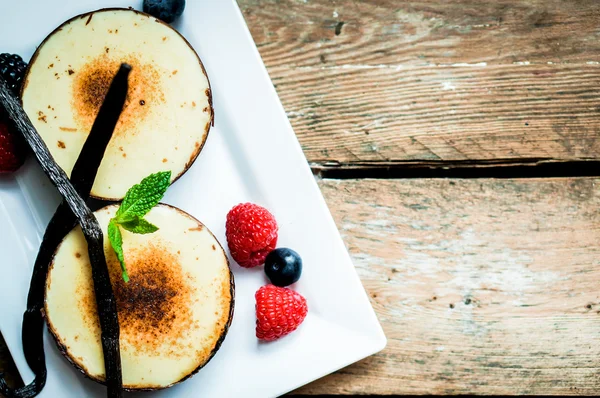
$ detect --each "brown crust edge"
[21,8,215,202]
[44,203,235,391]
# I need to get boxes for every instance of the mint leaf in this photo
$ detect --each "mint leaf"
[120,216,159,234]
[108,219,129,283]
[117,213,139,224]
[116,171,171,220]
[110,171,171,282]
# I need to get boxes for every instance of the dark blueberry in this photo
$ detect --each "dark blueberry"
[0,53,28,95]
[143,0,186,24]
[265,248,302,287]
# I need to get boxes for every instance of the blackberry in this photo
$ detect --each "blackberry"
[0,53,28,95]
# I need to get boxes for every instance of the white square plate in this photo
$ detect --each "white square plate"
[0,1,386,397]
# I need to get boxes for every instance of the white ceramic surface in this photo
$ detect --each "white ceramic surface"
[0,1,386,397]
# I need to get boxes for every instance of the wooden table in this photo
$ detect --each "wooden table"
[2,0,600,395]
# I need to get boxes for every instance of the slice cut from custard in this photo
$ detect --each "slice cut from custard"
[22,8,213,200]
[45,204,233,390]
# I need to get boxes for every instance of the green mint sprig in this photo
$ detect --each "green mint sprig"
[108,171,171,282]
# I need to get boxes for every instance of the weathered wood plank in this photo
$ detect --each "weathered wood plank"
[239,0,600,166]
[271,64,600,165]
[293,177,600,395]
[2,178,599,395]
[240,0,600,68]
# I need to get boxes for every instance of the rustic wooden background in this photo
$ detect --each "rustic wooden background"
[2,0,600,395]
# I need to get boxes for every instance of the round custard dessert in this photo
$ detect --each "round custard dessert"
[22,8,214,200]
[45,204,234,390]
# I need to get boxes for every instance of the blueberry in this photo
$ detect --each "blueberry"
[143,0,186,24]
[265,248,302,287]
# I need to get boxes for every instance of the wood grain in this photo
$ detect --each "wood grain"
[239,0,600,166]
[3,2,600,397]
[292,177,600,395]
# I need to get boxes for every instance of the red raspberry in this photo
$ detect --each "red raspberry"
[226,203,278,268]
[0,117,25,174]
[255,285,308,341]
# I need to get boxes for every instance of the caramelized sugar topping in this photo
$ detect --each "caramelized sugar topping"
[72,54,165,137]
[79,241,194,357]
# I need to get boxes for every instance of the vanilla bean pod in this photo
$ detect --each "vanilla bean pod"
[0,64,131,398]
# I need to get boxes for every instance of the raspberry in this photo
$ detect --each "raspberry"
[0,117,26,173]
[226,203,278,268]
[255,285,308,341]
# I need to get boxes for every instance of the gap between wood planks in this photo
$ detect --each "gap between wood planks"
[311,159,600,179]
